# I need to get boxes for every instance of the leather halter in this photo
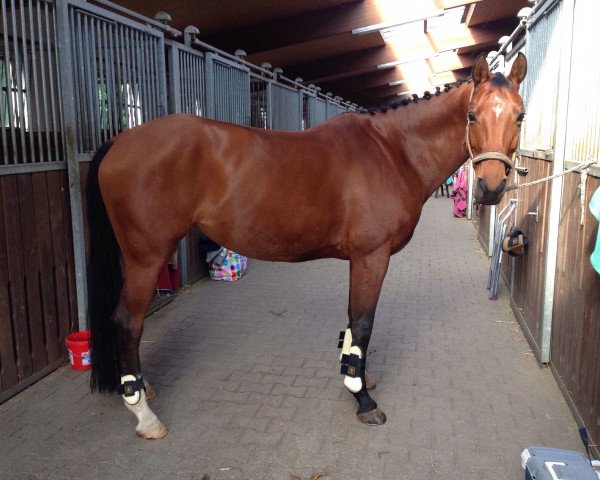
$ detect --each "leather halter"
[465,86,515,171]
[465,123,515,170]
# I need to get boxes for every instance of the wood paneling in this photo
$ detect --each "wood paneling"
[551,173,600,445]
[185,227,209,285]
[507,156,552,351]
[0,170,77,396]
[495,188,516,286]
[473,203,491,254]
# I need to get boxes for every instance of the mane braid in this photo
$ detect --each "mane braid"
[359,78,468,115]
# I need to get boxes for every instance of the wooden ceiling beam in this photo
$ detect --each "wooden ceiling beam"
[203,0,390,56]
[287,18,514,84]
[362,93,409,108]
[435,0,482,8]
[204,0,486,57]
[317,68,407,95]
[245,31,385,69]
[347,84,409,103]
[429,51,477,74]
[285,46,396,83]
[426,18,516,52]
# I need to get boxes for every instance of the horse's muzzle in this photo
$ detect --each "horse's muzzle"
[474,177,508,205]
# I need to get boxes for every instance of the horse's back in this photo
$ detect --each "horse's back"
[99,114,412,261]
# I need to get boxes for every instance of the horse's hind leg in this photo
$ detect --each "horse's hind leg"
[115,260,168,439]
[341,247,390,425]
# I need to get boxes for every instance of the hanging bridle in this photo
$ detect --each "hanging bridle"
[465,86,516,172]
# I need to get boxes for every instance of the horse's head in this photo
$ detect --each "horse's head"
[467,52,527,205]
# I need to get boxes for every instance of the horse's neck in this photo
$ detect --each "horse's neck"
[371,84,472,200]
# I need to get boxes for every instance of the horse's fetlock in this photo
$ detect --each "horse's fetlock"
[119,374,145,405]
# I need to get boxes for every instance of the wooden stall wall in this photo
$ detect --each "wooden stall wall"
[551,172,600,444]
[184,228,209,285]
[473,203,491,254]
[497,188,516,289]
[506,156,552,356]
[0,170,77,401]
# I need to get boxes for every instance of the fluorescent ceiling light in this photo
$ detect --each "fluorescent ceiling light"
[425,6,465,32]
[353,8,443,35]
[378,53,437,69]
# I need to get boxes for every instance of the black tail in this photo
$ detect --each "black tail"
[87,140,122,393]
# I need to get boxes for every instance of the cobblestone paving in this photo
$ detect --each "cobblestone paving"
[0,197,582,480]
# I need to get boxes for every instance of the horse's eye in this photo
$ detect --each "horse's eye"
[468,111,476,124]
[517,112,526,123]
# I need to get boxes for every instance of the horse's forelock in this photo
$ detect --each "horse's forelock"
[490,73,512,90]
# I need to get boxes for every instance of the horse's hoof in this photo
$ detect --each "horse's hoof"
[365,372,376,390]
[136,420,168,439]
[357,408,386,426]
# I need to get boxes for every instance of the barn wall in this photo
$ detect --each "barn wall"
[472,0,600,448]
[0,0,353,401]
[506,156,552,355]
[0,169,77,402]
[551,173,600,445]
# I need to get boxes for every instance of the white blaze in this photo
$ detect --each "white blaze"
[493,95,506,120]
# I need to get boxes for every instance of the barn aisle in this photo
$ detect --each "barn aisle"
[0,196,581,480]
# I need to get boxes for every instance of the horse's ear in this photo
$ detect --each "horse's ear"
[471,54,490,86]
[508,52,527,85]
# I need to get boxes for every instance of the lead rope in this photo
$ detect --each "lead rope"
[580,164,588,226]
[509,155,597,225]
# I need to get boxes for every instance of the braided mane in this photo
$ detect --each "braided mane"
[358,78,473,115]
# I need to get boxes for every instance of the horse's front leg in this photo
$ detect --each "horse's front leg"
[341,247,390,425]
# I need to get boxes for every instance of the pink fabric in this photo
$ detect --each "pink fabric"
[451,170,467,217]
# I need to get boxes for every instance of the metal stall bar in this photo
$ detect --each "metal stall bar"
[96,17,108,143]
[47,1,62,162]
[23,0,44,162]
[271,82,302,131]
[204,51,215,118]
[0,0,67,169]
[539,0,574,364]
[1,0,18,164]
[55,0,87,330]
[72,8,87,152]
[250,73,268,129]
[205,52,250,125]
[266,80,273,129]
[108,21,119,138]
[10,0,27,162]
[0,0,10,163]
[123,25,135,128]
[540,0,575,363]
[165,41,207,286]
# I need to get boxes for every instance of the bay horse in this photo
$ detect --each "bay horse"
[88,53,527,438]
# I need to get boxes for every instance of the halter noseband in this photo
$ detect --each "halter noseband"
[465,86,515,171]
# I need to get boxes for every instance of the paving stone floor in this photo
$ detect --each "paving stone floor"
[0,197,582,480]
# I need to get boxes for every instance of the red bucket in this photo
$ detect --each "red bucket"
[65,331,91,371]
